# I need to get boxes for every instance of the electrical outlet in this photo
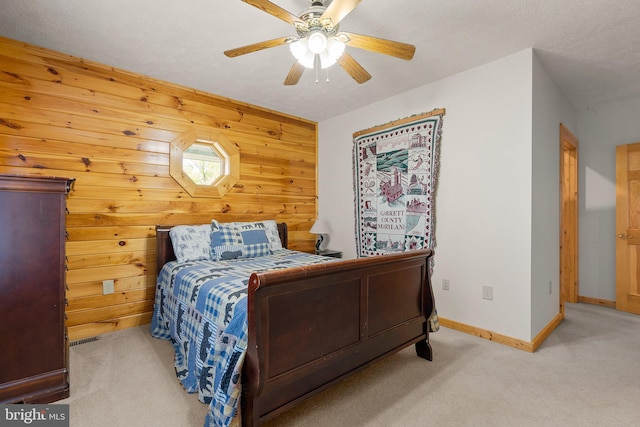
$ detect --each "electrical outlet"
[102,279,114,295]
[442,279,450,291]
[482,285,493,301]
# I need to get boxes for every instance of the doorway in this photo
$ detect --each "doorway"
[615,143,640,315]
[560,124,579,316]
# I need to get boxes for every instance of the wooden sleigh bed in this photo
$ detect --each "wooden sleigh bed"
[153,222,436,426]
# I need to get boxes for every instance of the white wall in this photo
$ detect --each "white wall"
[577,97,640,301]
[531,52,578,337]
[319,49,548,341]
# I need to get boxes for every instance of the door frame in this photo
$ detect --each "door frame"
[559,123,579,316]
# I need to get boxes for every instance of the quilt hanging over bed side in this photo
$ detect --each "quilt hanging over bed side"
[150,249,338,427]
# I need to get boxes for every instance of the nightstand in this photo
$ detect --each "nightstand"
[316,249,342,258]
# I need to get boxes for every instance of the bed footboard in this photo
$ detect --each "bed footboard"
[242,249,434,426]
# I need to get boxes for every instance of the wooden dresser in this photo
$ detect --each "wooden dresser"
[0,175,73,403]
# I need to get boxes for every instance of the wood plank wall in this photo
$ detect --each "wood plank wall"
[0,37,318,340]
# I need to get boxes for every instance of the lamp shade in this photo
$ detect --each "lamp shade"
[310,220,331,234]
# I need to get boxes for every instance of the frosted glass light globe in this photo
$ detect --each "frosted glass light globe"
[327,37,345,59]
[289,39,308,61]
[307,31,327,54]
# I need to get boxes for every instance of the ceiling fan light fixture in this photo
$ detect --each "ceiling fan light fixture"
[291,39,316,69]
[289,38,308,61]
[319,51,335,69]
[319,38,345,69]
[307,31,327,54]
[326,37,345,59]
[290,33,345,70]
[300,51,316,69]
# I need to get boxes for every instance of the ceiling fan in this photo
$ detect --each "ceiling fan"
[224,0,416,85]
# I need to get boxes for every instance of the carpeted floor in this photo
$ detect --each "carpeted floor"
[59,302,640,426]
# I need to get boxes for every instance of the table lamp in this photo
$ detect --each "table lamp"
[310,220,331,252]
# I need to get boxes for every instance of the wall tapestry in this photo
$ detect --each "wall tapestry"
[353,109,445,258]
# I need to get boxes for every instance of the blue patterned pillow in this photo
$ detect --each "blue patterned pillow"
[169,224,211,262]
[211,220,242,246]
[210,220,273,260]
[242,242,271,258]
[213,244,244,261]
[210,220,241,260]
[229,220,283,251]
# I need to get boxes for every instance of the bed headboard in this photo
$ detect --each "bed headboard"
[155,222,289,270]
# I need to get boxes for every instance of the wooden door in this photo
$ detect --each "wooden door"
[560,124,579,312]
[615,143,640,314]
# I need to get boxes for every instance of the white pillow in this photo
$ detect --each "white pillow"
[169,224,212,262]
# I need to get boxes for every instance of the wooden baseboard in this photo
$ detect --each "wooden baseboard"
[578,296,616,308]
[438,311,564,353]
[67,312,153,341]
[530,312,564,352]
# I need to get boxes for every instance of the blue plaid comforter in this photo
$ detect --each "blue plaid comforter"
[150,249,335,427]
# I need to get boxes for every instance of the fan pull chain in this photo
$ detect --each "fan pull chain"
[313,54,331,84]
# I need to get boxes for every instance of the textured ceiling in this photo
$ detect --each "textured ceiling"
[1,0,640,122]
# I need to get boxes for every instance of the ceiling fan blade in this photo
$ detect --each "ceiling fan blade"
[339,32,415,60]
[321,0,363,26]
[284,62,305,85]
[241,0,301,25]
[337,52,371,84]
[224,36,291,57]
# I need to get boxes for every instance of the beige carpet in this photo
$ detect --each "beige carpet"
[59,302,640,426]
